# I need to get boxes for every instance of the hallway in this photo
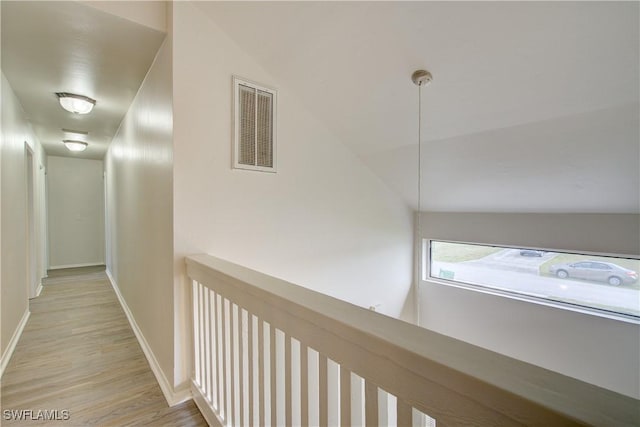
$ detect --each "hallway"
[0,268,205,426]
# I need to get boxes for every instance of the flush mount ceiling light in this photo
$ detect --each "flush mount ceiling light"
[56,92,96,114]
[63,140,88,152]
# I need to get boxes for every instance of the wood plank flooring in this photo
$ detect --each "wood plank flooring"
[42,266,108,285]
[0,268,206,426]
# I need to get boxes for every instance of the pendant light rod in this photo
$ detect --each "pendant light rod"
[412,69,432,315]
[412,69,433,218]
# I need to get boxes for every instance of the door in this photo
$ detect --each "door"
[589,262,612,282]
[569,262,592,280]
[25,145,38,298]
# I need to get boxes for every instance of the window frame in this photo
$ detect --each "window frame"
[423,239,640,324]
[232,76,278,173]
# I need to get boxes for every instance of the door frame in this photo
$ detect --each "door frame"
[25,143,39,298]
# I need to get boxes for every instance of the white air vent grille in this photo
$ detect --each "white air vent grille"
[233,77,277,172]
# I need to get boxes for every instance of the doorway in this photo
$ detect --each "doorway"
[25,144,38,298]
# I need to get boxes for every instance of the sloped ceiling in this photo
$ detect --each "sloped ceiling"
[195,1,639,213]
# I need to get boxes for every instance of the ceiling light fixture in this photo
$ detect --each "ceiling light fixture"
[411,69,433,216]
[56,92,96,114]
[412,69,432,275]
[63,140,88,152]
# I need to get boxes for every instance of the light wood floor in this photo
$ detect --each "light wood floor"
[0,268,206,426]
[42,266,108,286]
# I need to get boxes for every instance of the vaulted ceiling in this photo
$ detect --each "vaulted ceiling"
[2,2,638,213]
[195,1,639,213]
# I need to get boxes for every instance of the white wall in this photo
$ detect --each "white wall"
[171,1,414,389]
[1,72,46,367]
[105,37,174,392]
[47,156,104,269]
[418,212,640,399]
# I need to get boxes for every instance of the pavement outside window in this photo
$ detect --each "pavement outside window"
[429,241,640,318]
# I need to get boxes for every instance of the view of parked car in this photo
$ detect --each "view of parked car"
[549,261,639,286]
[519,249,545,257]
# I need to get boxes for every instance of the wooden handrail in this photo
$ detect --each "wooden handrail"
[186,254,639,427]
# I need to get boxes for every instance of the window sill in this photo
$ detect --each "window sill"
[420,277,640,325]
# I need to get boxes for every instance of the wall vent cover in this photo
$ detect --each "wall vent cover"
[233,76,277,172]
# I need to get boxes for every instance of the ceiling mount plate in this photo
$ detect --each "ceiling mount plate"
[411,70,433,86]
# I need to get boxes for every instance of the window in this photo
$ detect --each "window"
[427,240,640,319]
[232,76,277,172]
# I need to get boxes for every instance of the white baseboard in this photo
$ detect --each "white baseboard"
[35,283,43,297]
[49,262,105,270]
[192,382,224,427]
[0,309,30,377]
[105,269,191,407]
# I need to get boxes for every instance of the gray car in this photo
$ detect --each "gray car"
[549,261,638,286]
